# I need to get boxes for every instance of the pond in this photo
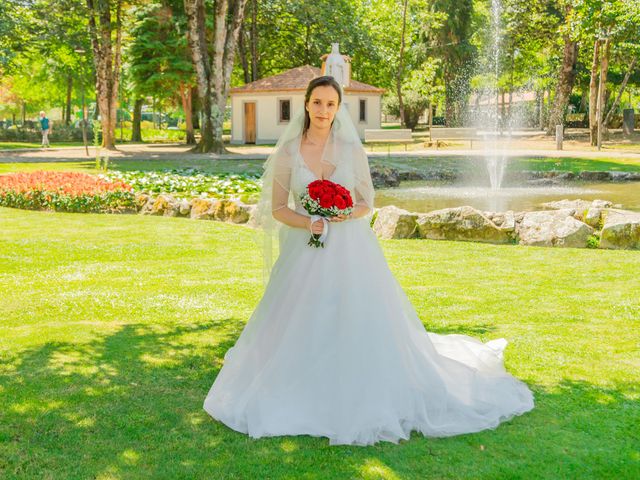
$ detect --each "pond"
[376,181,640,213]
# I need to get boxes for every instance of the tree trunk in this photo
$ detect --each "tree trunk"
[547,36,578,134]
[444,74,456,127]
[180,84,196,144]
[596,38,611,150]
[191,86,200,129]
[131,97,143,142]
[603,57,636,128]
[589,40,600,145]
[184,0,248,154]
[237,29,251,83]
[65,74,73,125]
[250,0,258,81]
[536,90,543,130]
[396,0,408,128]
[86,0,122,150]
[579,89,588,113]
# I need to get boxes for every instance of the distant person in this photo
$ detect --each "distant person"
[39,111,51,148]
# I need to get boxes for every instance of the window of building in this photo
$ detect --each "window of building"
[279,99,291,123]
[359,99,367,122]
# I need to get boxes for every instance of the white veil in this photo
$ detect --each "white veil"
[250,103,375,287]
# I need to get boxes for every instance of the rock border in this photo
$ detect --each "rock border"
[135,193,639,250]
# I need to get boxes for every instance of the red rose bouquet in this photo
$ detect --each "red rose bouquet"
[300,179,354,248]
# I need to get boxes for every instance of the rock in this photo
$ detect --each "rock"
[540,199,613,216]
[599,210,640,250]
[609,171,631,182]
[370,166,400,187]
[578,171,611,182]
[372,205,418,239]
[516,209,594,247]
[190,198,216,219]
[149,194,179,217]
[213,199,251,223]
[134,193,150,212]
[583,208,603,228]
[415,206,511,244]
[557,172,576,181]
[526,178,561,186]
[540,199,589,212]
[397,171,427,181]
[591,199,614,209]
[491,211,516,233]
[178,198,191,216]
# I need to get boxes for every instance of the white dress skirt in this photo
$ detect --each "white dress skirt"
[203,157,535,446]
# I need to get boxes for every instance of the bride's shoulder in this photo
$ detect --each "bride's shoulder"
[275,137,300,158]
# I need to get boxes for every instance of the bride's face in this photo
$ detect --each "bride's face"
[306,85,340,130]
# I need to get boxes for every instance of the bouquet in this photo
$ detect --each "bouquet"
[300,179,354,248]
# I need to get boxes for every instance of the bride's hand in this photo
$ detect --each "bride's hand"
[329,213,351,223]
[310,218,325,234]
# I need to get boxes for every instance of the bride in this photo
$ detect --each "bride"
[203,75,535,446]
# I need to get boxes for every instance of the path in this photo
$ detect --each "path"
[1,141,640,163]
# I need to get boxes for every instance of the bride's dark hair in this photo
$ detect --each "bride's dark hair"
[303,76,342,137]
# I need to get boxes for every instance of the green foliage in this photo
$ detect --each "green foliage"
[127,2,194,102]
[0,189,135,213]
[383,91,430,130]
[586,234,600,248]
[0,125,93,143]
[102,169,262,199]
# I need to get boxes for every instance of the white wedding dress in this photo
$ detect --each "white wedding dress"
[203,151,535,446]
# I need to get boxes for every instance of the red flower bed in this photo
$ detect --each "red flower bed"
[0,171,135,213]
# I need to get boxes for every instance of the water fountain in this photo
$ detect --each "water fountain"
[375,0,640,216]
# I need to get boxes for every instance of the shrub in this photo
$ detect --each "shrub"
[0,171,135,213]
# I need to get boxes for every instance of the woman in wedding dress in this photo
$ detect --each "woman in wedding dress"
[203,76,534,446]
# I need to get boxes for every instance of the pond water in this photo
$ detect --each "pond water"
[376,181,640,213]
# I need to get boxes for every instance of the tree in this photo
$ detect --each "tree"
[184,0,248,153]
[86,0,124,150]
[426,0,475,126]
[546,1,579,134]
[127,2,196,144]
[573,0,640,146]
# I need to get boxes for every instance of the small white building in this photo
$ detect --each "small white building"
[230,54,384,144]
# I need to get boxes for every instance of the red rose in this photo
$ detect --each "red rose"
[346,195,354,207]
[308,185,322,200]
[319,193,334,208]
[334,195,346,209]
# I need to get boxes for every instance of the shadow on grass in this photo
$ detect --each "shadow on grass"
[1,321,638,479]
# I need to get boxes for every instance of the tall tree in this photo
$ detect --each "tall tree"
[86,0,123,150]
[574,0,640,145]
[396,0,409,127]
[127,2,196,144]
[184,0,248,153]
[427,0,475,126]
[546,1,578,134]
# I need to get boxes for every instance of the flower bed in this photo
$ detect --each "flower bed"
[101,169,261,201]
[0,171,135,213]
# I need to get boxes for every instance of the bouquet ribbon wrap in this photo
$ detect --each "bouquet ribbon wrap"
[309,215,329,245]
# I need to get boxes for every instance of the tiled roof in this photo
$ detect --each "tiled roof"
[230,65,385,94]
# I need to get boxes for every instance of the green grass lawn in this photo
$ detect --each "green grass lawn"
[0,206,638,479]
